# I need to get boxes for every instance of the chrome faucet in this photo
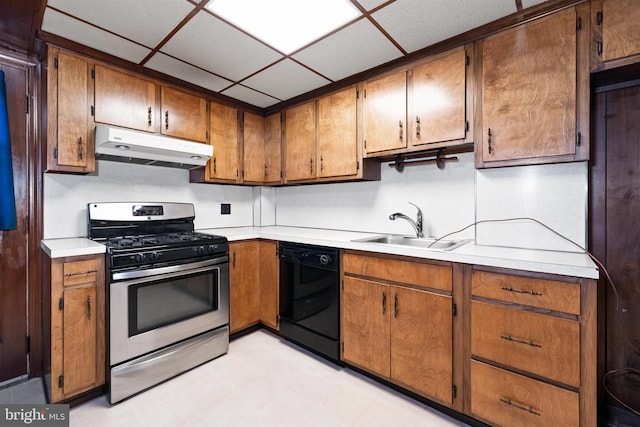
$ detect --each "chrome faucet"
[389,202,424,238]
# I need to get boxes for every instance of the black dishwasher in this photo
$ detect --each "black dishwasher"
[279,242,340,363]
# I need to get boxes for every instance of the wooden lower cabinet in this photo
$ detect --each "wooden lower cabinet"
[259,240,279,330]
[44,253,105,403]
[469,268,597,427]
[229,241,260,333]
[341,252,454,405]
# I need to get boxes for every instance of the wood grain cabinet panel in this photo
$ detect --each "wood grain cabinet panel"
[47,49,94,173]
[471,300,580,387]
[229,241,260,333]
[600,0,640,63]
[476,7,588,167]
[264,113,283,184]
[284,101,316,182]
[160,86,208,143]
[363,71,407,154]
[243,112,282,185]
[259,240,279,330]
[45,254,105,403]
[471,360,579,427]
[208,101,239,182]
[317,86,358,178]
[411,48,467,146]
[94,65,156,133]
[341,251,454,405]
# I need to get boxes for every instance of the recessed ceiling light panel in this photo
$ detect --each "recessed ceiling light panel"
[206,0,361,54]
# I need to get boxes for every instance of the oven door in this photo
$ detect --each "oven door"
[110,257,229,366]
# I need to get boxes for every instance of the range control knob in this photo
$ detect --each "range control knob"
[319,254,331,265]
[196,246,205,255]
[148,251,159,262]
[133,253,144,263]
[207,245,217,254]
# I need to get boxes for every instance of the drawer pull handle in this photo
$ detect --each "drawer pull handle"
[500,398,541,416]
[501,286,543,296]
[500,335,542,348]
[64,270,95,277]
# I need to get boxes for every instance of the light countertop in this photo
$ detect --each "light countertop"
[41,226,599,279]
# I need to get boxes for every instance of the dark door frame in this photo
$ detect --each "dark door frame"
[0,48,42,380]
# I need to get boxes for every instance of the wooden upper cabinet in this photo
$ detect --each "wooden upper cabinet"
[411,48,468,147]
[242,112,265,183]
[593,0,640,67]
[363,71,407,154]
[284,101,316,182]
[47,49,94,173]
[243,112,282,185]
[208,101,239,182]
[160,86,208,143]
[317,86,358,179]
[94,65,156,133]
[476,7,589,168]
[264,113,283,184]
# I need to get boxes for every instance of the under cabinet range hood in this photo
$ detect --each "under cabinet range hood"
[95,124,213,169]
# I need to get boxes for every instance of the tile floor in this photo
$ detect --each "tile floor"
[3,330,472,426]
[0,377,46,404]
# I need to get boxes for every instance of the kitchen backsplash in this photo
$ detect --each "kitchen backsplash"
[44,153,588,253]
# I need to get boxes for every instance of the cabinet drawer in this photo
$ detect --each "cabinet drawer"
[471,300,580,387]
[472,271,580,315]
[63,259,98,287]
[342,252,451,292]
[471,360,579,427]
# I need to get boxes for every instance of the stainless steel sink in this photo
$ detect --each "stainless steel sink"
[352,234,469,251]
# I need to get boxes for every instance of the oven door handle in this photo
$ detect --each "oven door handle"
[112,256,228,283]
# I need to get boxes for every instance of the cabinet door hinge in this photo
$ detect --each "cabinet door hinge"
[54,57,58,69]
[90,105,95,116]
[597,41,603,57]
[26,336,30,354]
[58,297,64,310]
[576,16,582,32]
[58,375,64,388]
[341,341,344,353]
[91,68,95,79]
[452,384,457,399]
[363,140,367,149]
[341,279,344,290]
[576,132,582,147]
[25,96,29,114]
[356,90,359,99]
[596,10,603,26]
[53,146,58,160]
[465,55,470,66]
[356,160,360,171]
[465,121,469,132]
[363,89,367,98]
[452,302,457,317]
[206,131,209,140]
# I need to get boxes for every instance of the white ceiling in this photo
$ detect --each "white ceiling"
[40,0,547,109]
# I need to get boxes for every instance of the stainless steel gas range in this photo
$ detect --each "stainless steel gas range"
[87,202,229,404]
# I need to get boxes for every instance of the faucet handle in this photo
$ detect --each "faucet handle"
[407,202,424,237]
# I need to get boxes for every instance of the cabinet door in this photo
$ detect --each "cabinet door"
[390,286,453,405]
[412,49,467,146]
[363,71,407,154]
[480,9,576,164]
[49,51,94,172]
[259,241,279,330]
[601,0,640,62]
[62,285,97,396]
[160,86,208,143]
[242,112,265,183]
[94,65,156,132]
[284,101,316,182]
[341,277,390,378]
[264,113,282,184]
[229,241,260,333]
[208,102,239,182]
[317,86,358,178]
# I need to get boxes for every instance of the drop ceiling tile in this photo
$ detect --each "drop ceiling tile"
[356,0,391,11]
[372,0,517,53]
[46,0,195,48]
[242,59,331,101]
[161,11,283,82]
[221,85,281,108]
[41,8,151,63]
[293,18,402,81]
[145,53,233,92]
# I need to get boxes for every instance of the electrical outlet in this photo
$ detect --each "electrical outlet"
[221,203,231,215]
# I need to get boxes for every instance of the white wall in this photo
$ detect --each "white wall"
[43,160,254,239]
